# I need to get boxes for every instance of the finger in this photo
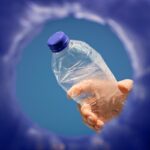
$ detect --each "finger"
[84,118,104,132]
[87,115,97,126]
[81,104,98,125]
[77,97,97,119]
[94,119,104,131]
[78,104,91,122]
[80,103,92,117]
[85,122,96,131]
[82,117,98,131]
[80,104,104,131]
[118,79,133,94]
[82,112,98,127]
[67,80,94,99]
[80,110,97,131]
[78,104,97,126]
[76,96,97,116]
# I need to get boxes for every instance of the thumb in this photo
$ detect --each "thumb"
[118,79,133,94]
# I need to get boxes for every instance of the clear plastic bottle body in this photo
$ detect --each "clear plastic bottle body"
[52,40,118,104]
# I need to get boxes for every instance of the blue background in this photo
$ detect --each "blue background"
[16,17,132,136]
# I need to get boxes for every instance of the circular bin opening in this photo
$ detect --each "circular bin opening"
[16,17,133,137]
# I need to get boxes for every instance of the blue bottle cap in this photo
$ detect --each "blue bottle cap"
[47,31,69,52]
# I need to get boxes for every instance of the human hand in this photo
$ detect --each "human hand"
[67,79,133,132]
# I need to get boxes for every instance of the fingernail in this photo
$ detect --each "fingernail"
[87,116,94,125]
[97,120,104,127]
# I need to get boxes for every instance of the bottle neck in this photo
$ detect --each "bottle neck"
[52,44,69,58]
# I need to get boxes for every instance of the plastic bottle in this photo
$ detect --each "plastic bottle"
[47,31,119,104]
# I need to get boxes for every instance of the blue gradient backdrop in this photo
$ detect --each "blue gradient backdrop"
[0,0,150,149]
